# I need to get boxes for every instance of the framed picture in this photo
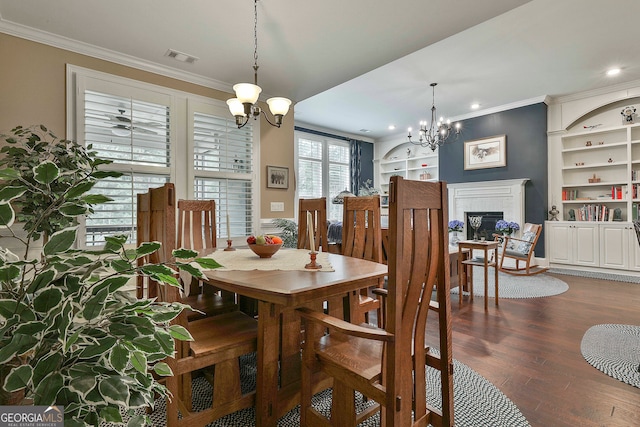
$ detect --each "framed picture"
[464,135,507,170]
[267,165,289,189]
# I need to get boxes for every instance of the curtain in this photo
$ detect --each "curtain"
[350,139,362,195]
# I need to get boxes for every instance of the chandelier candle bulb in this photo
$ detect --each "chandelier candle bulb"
[307,211,315,252]
[226,212,231,239]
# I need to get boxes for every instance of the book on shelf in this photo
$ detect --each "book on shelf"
[574,204,611,221]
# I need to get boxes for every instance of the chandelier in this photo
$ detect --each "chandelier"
[407,83,460,151]
[227,0,291,129]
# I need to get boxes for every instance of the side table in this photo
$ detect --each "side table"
[458,240,499,310]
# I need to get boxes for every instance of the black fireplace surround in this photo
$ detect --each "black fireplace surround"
[466,211,503,240]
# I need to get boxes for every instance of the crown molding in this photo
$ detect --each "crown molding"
[0,17,234,94]
[548,78,640,105]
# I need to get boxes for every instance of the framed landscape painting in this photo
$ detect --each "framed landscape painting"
[267,165,289,189]
[464,135,506,170]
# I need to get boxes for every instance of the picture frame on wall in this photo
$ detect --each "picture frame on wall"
[267,165,289,189]
[464,135,507,170]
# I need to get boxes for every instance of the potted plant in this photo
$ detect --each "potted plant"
[0,125,218,426]
[270,218,298,248]
[448,219,464,246]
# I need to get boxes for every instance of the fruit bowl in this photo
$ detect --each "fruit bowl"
[248,243,282,258]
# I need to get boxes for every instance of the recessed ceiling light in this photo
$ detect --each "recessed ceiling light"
[388,125,396,130]
[471,103,480,110]
[606,68,621,76]
[165,48,199,64]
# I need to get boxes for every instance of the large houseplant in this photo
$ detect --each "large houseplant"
[0,125,218,426]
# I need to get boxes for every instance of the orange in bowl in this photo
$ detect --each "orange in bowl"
[248,243,282,258]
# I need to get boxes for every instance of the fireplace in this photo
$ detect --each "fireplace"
[448,179,529,239]
[465,211,503,240]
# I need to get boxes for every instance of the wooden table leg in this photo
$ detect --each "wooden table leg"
[494,247,499,306]
[483,247,489,311]
[256,301,281,427]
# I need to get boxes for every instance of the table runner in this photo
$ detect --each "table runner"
[202,248,334,272]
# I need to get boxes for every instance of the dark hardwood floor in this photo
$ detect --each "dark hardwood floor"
[427,273,640,427]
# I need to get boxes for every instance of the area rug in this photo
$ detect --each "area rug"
[451,265,569,299]
[113,352,529,427]
[580,324,640,388]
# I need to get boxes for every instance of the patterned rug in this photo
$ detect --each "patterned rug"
[117,352,529,427]
[451,265,569,299]
[580,324,640,388]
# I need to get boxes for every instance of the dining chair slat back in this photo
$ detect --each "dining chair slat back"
[297,197,329,252]
[341,195,383,326]
[297,176,454,426]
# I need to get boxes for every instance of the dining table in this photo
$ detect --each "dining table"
[201,248,388,427]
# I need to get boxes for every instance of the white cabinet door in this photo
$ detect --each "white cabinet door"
[600,224,628,270]
[628,226,640,271]
[547,222,572,264]
[573,223,599,267]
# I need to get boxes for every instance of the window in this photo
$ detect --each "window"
[69,66,258,247]
[190,104,256,239]
[296,131,350,221]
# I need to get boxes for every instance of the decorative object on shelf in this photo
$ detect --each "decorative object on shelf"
[588,173,601,183]
[464,135,507,170]
[448,219,464,246]
[608,158,613,163]
[469,215,483,241]
[621,105,637,125]
[419,171,431,180]
[598,141,604,145]
[613,208,623,221]
[583,124,603,130]
[332,189,355,204]
[407,83,461,151]
[586,140,592,146]
[266,165,289,189]
[549,205,560,221]
[568,209,576,221]
[406,147,412,158]
[227,0,291,129]
[575,162,584,166]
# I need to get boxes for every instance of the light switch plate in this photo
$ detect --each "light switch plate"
[271,202,285,212]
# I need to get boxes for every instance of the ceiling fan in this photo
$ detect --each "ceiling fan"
[106,109,165,136]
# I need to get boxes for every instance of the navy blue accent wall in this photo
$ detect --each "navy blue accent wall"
[438,103,548,256]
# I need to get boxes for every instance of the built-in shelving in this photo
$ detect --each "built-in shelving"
[377,153,438,206]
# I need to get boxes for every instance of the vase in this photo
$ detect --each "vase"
[449,231,460,246]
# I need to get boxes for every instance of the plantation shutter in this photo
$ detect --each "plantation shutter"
[192,111,254,239]
[82,89,172,246]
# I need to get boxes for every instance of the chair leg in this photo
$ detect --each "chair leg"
[331,380,357,427]
[212,358,243,406]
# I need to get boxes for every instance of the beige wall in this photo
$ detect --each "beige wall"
[0,33,295,219]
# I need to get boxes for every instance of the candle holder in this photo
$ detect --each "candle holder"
[305,251,322,270]
[224,239,236,251]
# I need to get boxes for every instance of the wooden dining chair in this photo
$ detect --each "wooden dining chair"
[177,199,237,320]
[297,176,454,427]
[298,197,329,252]
[341,195,384,326]
[496,223,548,275]
[135,184,258,427]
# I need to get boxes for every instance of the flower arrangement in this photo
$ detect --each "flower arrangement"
[448,219,464,232]
[496,220,520,234]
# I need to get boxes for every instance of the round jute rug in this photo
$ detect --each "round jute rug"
[580,324,640,388]
[451,266,568,298]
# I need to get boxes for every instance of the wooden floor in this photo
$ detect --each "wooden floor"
[426,272,640,427]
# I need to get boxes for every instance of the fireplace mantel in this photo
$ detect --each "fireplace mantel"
[447,179,529,233]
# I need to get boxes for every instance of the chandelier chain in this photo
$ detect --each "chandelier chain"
[253,0,259,85]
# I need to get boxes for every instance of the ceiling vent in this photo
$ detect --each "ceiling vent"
[165,49,199,64]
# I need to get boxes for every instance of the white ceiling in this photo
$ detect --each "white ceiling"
[2,0,640,140]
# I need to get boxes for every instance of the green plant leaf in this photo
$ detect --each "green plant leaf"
[194,257,223,269]
[131,336,162,354]
[4,365,33,392]
[34,372,64,406]
[154,328,174,355]
[140,264,174,276]
[59,202,89,217]
[64,329,82,353]
[26,268,56,293]
[176,262,203,278]
[153,362,172,377]
[69,375,97,398]
[98,376,130,406]
[82,287,108,320]
[81,194,112,204]
[173,248,198,259]
[0,167,20,179]
[14,320,47,335]
[110,258,132,273]
[79,336,117,359]
[136,242,161,257]
[155,273,180,287]
[99,406,123,423]
[33,287,64,313]
[110,345,130,372]
[130,350,147,374]
[0,299,35,322]
[66,180,96,199]
[33,161,60,184]
[33,352,63,385]
[0,185,26,203]
[127,415,149,426]
[91,170,123,179]
[0,264,21,282]
[44,227,77,255]
[168,324,193,341]
[0,202,15,227]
